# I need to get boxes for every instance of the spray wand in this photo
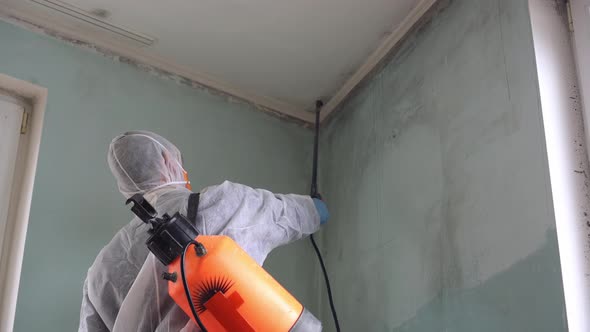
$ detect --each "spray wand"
[310,100,341,332]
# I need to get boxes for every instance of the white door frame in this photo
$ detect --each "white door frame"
[0,74,46,332]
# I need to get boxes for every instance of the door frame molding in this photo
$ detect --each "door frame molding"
[0,74,46,332]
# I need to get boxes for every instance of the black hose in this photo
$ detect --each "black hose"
[181,241,208,332]
[310,234,341,331]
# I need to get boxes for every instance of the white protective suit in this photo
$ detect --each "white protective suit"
[78,131,320,331]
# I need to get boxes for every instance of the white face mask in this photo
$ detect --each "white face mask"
[112,133,190,197]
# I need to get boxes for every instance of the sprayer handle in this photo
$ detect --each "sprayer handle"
[126,194,157,224]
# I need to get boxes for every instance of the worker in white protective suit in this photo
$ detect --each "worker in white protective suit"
[78,130,328,332]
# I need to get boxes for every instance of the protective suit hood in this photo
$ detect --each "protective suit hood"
[107,131,187,198]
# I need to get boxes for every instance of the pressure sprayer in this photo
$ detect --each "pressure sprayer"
[127,192,321,331]
[125,101,339,331]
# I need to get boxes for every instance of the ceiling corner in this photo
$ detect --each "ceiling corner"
[319,0,442,125]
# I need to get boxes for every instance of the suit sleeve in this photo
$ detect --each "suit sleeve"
[78,278,109,332]
[203,181,321,247]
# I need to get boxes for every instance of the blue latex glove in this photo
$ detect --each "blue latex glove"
[313,198,330,225]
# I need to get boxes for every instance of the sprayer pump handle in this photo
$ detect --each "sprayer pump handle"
[126,194,157,225]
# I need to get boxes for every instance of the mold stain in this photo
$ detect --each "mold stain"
[1,14,312,127]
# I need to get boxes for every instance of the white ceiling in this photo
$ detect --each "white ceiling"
[1,0,437,123]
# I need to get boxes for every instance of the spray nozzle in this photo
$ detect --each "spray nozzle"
[310,100,323,199]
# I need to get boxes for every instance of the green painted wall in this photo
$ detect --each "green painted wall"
[2,0,571,329]
[318,0,567,330]
[0,21,319,331]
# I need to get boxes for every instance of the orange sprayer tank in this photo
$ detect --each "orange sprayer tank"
[168,235,303,331]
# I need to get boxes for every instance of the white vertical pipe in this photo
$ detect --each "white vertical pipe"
[569,0,590,154]
[529,1,590,331]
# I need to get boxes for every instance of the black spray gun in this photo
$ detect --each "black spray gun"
[309,100,341,332]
